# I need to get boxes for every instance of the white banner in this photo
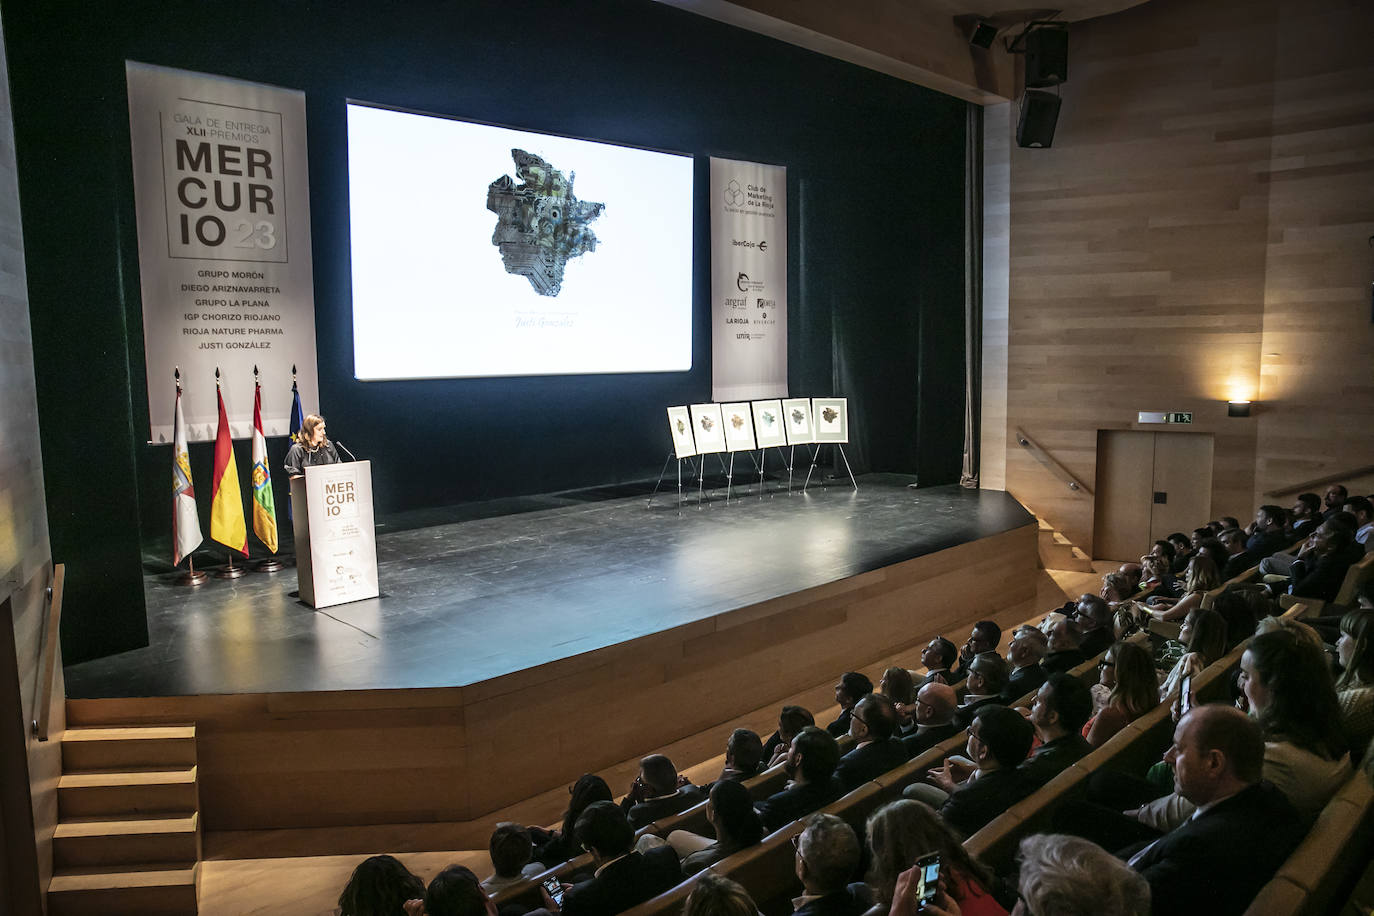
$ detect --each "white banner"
[292,461,379,610]
[127,61,320,443]
[710,157,787,402]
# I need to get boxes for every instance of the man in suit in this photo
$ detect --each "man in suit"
[904,704,1034,840]
[953,652,1010,728]
[1344,495,1373,548]
[834,694,909,791]
[917,636,958,686]
[1002,626,1048,703]
[1128,705,1305,916]
[620,754,705,829]
[950,620,1002,684]
[1322,484,1349,520]
[825,672,873,738]
[540,801,681,916]
[1244,505,1289,558]
[1020,673,1093,790]
[1073,594,1115,660]
[757,726,844,832]
[1042,617,1086,675]
[764,705,816,767]
[715,728,765,784]
[1289,492,1322,538]
[900,682,959,757]
[1217,528,1258,581]
[791,813,866,916]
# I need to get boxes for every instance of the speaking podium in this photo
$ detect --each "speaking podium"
[290,461,379,609]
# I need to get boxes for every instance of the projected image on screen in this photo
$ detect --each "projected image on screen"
[346,103,694,380]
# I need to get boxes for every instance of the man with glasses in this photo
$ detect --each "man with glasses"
[950,621,1002,684]
[789,814,865,916]
[899,682,959,757]
[1002,625,1049,702]
[834,694,909,791]
[953,652,1011,728]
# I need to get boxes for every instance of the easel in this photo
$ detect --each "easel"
[803,443,858,492]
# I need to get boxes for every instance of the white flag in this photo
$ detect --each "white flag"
[172,388,204,565]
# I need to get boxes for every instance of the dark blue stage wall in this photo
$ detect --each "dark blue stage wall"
[5,0,968,663]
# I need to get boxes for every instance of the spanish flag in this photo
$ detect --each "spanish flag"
[210,387,248,556]
[251,382,279,553]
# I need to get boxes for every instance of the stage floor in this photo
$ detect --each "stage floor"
[65,476,1032,699]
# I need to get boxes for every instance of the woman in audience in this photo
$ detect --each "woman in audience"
[1084,642,1157,748]
[1100,572,1134,606]
[879,665,917,707]
[530,773,612,867]
[1336,608,1374,755]
[663,778,765,875]
[682,873,760,916]
[338,854,426,916]
[1139,553,1179,599]
[1157,608,1227,704]
[858,799,1006,916]
[1143,554,1220,622]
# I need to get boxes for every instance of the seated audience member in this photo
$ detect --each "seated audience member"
[765,705,816,767]
[1042,618,1086,674]
[1075,594,1116,658]
[1129,706,1306,916]
[717,729,765,784]
[540,801,679,916]
[906,704,1034,839]
[1117,562,1143,594]
[531,774,612,867]
[918,637,958,686]
[858,800,1005,916]
[1099,572,1135,606]
[621,754,705,829]
[995,834,1149,916]
[1343,495,1373,547]
[899,682,960,757]
[1289,492,1322,538]
[1144,538,1175,567]
[1190,526,1213,552]
[338,854,426,916]
[681,873,760,916]
[1166,532,1193,575]
[953,652,1010,728]
[836,694,910,791]
[1138,554,1180,600]
[1285,517,1362,601]
[950,621,1002,684]
[1336,609,1374,757]
[425,865,493,916]
[1244,505,1289,558]
[1209,589,1259,651]
[481,823,544,894]
[1002,626,1048,701]
[1218,516,1241,531]
[1158,608,1227,705]
[757,726,844,832]
[1144,554,1219,623]
[879,667,917,733]
[791,813,865,916]
[827,672,874,737]
[665,778,765,876]
[1020,673,1094,788]
[1085,642,1157,748]
[1217,528,1257,581]
[1323,483,1349,519]
[1193,536,1229,575]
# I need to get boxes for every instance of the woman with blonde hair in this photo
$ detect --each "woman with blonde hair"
[1144,554,1220,623]
[1084,642,1157,748]
[284,413,340,477]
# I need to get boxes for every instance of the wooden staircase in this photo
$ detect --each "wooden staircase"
[48,725,201,915]
[1036,516,1094,572]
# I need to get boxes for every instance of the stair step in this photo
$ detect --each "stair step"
[48,863,199,916]
[54,814,199,868]
[59,766,198,818]
[62,726,196,772]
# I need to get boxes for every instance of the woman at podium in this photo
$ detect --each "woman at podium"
[284,414,341,477]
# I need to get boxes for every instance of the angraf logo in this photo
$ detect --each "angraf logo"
[724,179,744,207]
[731,239,769,251]
[724,297,747,309]
[737,273,765,292]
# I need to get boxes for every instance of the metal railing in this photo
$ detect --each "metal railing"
[1014,427,1094,496]
[32,563,64,741]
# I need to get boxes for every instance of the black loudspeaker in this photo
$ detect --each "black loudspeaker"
[1017,90,1061,148]
[1025,25,1068,87]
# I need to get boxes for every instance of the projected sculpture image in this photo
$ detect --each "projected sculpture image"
[486,149,605,296]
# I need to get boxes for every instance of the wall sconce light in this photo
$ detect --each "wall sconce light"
[1227,400,1252,417]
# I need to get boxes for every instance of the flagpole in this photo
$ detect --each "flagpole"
[253,364,284,573]
[214,366,246,580]
[173,366,208,586]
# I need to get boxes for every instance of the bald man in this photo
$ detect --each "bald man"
[900,682,960,757]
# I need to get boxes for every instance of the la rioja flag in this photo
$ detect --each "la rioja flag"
[210,385,248,555]
[172,386,203,565]
[251,382,279,553]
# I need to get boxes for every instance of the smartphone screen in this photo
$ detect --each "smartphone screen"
[914,852,940,904]
[1179,675,1193,716]
[542,876,565,906]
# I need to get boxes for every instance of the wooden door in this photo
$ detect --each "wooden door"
[1094,430,1155,562]
[1149,433,1214,543]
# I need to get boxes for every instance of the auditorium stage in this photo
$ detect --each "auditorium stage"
[65,476,1033,699]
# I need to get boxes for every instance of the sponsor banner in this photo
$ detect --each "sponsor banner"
[127,61,320,443]
[710,157,787,401]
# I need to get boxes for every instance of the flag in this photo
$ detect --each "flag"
[251,382,279,553]
[210,387,248,555]
[172,387,203,565]
[287,378,304,519]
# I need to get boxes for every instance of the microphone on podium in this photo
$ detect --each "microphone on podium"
[336,440,359,462]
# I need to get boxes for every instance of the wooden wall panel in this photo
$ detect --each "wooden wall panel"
[979,102,1011,491]
[66,524,1037,834]
[989,0,1374,551]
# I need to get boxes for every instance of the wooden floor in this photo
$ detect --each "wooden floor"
[192,566,1092,916]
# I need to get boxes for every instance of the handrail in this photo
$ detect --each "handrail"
[1014,427,1093,496]
[32,563,64,741]
[1264,464,1374,498]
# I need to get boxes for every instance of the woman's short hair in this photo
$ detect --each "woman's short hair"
[338,854,425,916]
[1018,834,1150,916]
[682,873,758,916]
